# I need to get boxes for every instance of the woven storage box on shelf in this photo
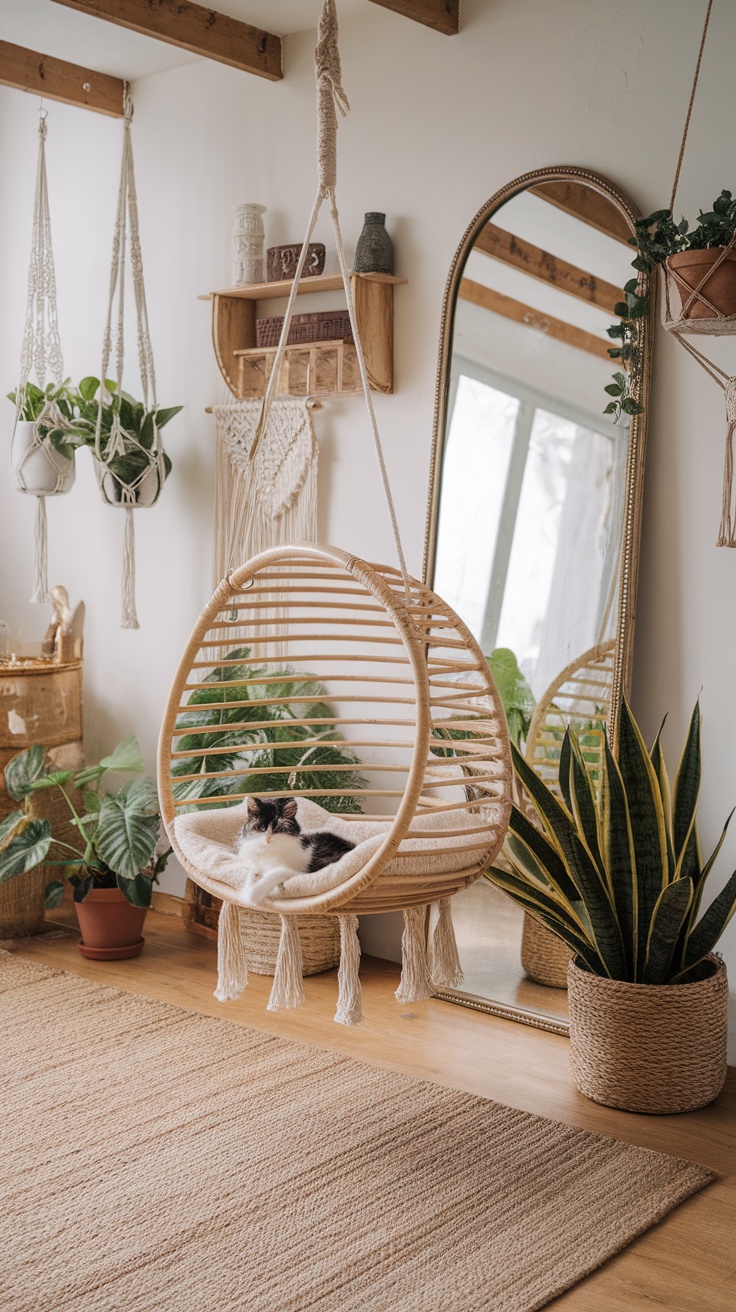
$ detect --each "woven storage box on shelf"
[256,310,354,349]
[183,880,340,976]
[568,955,728,1114]
[520,914,572,989]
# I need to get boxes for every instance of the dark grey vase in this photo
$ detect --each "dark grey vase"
[354,212,394,275]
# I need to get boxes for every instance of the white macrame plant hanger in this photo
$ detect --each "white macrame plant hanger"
[659,0,736,544]
[95,83,168,627]
[13,109,73,604]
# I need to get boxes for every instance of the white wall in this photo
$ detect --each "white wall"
[2,0,736,1050]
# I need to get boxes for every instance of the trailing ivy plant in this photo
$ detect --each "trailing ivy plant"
[487,698,736,984]
[172,647,367,814]
[0,736,171,908]
[604,191,736,422]
[7,379,79,459]
[68,377,182,499]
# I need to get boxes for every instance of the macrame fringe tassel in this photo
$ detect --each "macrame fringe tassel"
[30,495,49,604]
[395,907,434,1004]
[334,914,363,1025]
[267,915,305,1011]
[717,418,736,547]
[214,900,249,1002]
[429,897,464,989]
[121,506,140,629]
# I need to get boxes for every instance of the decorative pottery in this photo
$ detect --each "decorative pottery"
[12,421,75,496]
[353,212,394,275]
[668,247,736,320]
[232,203,266,286]
[266,243,326,282]
[568,954,728,1114]
[74,886,147,960]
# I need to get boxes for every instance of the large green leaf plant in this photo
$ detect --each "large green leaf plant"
[0,737,171,909]
[172,647,367,814]
[487,698,736,984]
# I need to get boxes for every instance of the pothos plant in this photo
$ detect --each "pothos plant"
[0,736,171,908]
[7,379,79,460]
[68,377,182,498]
[604,190,736,422]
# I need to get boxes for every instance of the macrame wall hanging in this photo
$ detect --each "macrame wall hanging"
[659,0,736,545]
[95,83,170,627]
[11,110,74,604]
[213,397,318,584]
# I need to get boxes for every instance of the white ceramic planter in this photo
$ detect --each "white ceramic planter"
[12,420,75,496]
[98,461,163,508]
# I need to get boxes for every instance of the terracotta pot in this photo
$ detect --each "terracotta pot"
[667,247,736,320]
[568,954,728,1114]
[11,421,75,496]
[74,886,147,960]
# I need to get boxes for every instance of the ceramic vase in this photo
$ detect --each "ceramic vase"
[12,421,75,496]
[354,212,394,275]
[232,202,266,286]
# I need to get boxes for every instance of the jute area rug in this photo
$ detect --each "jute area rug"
[1,954,713,1312]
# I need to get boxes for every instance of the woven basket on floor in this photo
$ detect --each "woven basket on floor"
[568,955,728,1114]
[520,913,572,989]
[0,867,48,938]
[183,879,341,976]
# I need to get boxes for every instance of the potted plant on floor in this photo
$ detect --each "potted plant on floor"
[0,736,171,959]
[487,699,735,1114]
[8,379,79,495]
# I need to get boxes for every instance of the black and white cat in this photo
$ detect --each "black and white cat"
[235,796,355,904]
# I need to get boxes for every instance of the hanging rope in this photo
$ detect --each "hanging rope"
[13,109,72,604]
[95,82,168,627]
[669,0,714,215]
[247,0,411,595]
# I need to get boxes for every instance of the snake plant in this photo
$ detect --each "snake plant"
[487,698,736,983]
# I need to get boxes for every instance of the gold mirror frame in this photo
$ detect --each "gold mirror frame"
[422,166,654,1032]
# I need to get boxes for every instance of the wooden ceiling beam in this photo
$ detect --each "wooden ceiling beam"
[475,223,623,315]
[366,1,459,35]
[459,278,612,362]
[50,0,283,81]
[0,39,125,116]
[528,180,632,246]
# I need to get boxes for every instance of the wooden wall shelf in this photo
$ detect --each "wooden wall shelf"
[207,272,407,398]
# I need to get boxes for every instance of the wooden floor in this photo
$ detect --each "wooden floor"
[12,905,736,1312]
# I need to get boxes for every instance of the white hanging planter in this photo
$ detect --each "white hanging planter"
[97,461,164,509]
[12,421,75,497]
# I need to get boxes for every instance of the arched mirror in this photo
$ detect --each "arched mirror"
[424,168,652,1032]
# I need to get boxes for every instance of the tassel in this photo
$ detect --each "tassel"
[334,914,363,1025]
[267,915,305,1011]
[429,897,464,988]
[214,900,249,1002]
[121,506,140,629]
[30,496,49,604]
[395,906,434,1004]
[717,417,736,547]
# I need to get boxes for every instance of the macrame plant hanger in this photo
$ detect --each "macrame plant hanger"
[95,82,168,627]
[661,0,736,545]
[13,108,73,604]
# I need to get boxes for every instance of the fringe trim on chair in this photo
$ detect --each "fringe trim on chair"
[267,915,305,1011]
[429,897,464,989]
[214,900,249,1002]
[30,495,49,604]
[334,914,363,1025]
[395,907,433,1003]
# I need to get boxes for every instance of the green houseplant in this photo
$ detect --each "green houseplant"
[487,698,734,1112]
[0,736,171,959]
[8,379,80,496]
[604,190,736,421]
[68,377,182,506]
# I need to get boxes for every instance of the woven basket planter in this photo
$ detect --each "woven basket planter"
[520,912,572,989]
[568,955,728,1114]
[0,867,47,938]
[183,879,340,976]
